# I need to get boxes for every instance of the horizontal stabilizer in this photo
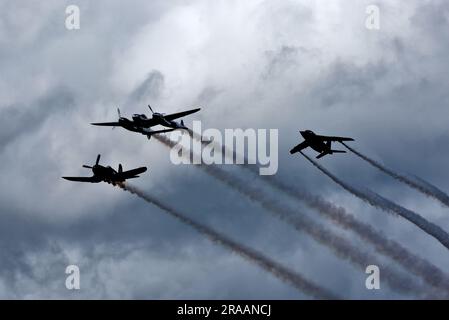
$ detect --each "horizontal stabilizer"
[335,137,354,142]
[91,122,120,126]
[316,152,328,159]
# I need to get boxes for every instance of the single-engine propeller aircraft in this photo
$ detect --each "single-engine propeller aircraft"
[290,130,354,159]
[91,105,201,138]
[62,154,147,186]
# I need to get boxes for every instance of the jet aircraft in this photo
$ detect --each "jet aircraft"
[290,130,354,159]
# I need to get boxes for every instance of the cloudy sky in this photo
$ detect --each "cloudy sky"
[1,0,449,299]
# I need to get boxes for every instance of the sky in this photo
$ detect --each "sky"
[1,0,449,299]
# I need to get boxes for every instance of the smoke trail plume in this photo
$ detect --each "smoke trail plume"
[118,183,339,299]
[341,142,449,208]
[249,170,449,294]
[187,129,449,294]
[155,134,428,296]
[187,128,237,162]
[408,174,449,208]
[299,151,449,251]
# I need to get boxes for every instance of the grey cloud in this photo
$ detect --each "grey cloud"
[1,0,449,299]
[127,70,165,106]
[0,88,75,151]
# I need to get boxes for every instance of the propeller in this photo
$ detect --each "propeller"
[84,154,101,169]
[148,104,165,116]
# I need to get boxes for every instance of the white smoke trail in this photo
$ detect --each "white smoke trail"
[118,183,339,299]
[155,134,430,296]
[408,174,449,208]
[188,129,449,293]
[299,151,449,252]
[243,168,449,294]
[341,142,449,208]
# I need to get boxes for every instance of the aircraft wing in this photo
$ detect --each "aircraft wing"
[91,122,121,126]
[290,141,309,154]
[316,135,354,142]
[62,176,101,183]
[117,167,147,180]
[163,108,201,121]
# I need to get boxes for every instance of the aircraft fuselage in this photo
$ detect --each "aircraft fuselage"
[300,130,331,153]
[124,113,186,130]
[92,165,123,185]
[118,118,142,132]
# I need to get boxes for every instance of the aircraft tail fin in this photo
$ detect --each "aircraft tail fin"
[119,164,123,173]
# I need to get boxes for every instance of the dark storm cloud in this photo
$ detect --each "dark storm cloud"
[309,61,389,109]
[410,0,449,39]
[0,89,75,151]
[263,45,301,79]
[127,70,165,105]
[196,86,222,106]
[2,0,449,299]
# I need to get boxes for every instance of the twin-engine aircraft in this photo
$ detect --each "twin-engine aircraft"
[91,105,200,139]
[62,154,147,186]
[63,105,199,186]
[290,130,354,159]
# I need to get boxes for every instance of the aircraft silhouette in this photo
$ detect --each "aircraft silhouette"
[62,154,147,186]
[290,130,354,159]
[91,105,201,139]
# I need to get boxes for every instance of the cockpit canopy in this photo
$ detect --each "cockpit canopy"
[300,130,314,138]
[132,114,147,120]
